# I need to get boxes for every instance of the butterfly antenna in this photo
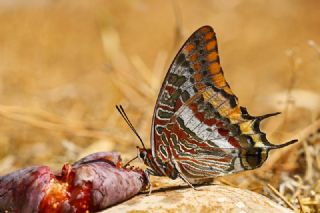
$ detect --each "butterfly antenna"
[116,105,146,149]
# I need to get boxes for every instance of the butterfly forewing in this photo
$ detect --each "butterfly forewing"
[152,26,233,145]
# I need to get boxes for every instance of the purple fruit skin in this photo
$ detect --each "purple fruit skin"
[72,156,147,210]
[0,166,53,213]
[0,152,147,212]
[73,152,121,166]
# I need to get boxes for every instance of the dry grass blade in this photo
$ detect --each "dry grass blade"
[267,184,296,210]
[0,104,127,141]
[297,196,305,213]
[218,178,237,188]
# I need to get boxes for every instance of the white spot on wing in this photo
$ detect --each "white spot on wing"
[178,106,233,149]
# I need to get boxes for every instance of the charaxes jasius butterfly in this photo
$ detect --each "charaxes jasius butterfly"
[117,25,297,190]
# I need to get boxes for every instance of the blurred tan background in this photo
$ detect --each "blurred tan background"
[0,0,319,173]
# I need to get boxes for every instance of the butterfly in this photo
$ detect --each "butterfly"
[117,25,297,189]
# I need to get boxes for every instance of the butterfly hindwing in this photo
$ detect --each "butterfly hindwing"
[150,26,296,181]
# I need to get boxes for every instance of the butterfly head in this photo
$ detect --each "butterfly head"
[137,146,153,166]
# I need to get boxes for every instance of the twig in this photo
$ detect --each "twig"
[0,104,128,142]
[171,0,184,48]
[308,40,320,56]
[282,49,298,131]
[297,196,305,213]
[267,183,296,210]
[218,178,237,187]
[303,140,314,182]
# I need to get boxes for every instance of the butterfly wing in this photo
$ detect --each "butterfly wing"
[151,25,234,153]
[151,26,295,179]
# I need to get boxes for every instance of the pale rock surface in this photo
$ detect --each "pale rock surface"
[103,177,293,213]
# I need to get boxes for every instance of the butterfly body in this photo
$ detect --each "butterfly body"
[130,26,297,186]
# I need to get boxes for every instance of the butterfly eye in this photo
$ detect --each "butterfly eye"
[139,151,147,160]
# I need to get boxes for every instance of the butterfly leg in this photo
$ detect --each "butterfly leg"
[170,157,197,190]
[178,173,197,190]
[144,168,159,195]
[123,156,138,168]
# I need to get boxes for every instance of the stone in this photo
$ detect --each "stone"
[103,177,292,213]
